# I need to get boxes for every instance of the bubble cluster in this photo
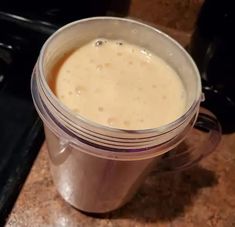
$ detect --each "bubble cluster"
[94,39,108,46]
[95,40,104,47]
[94,39,125,48]
[141,49,152,58]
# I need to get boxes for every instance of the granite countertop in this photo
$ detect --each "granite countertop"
[7,1,235,226]
[6,134,235,227]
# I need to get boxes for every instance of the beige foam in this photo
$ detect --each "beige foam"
[54,39,187,130]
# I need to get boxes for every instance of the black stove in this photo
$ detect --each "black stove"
[0,3,110,224]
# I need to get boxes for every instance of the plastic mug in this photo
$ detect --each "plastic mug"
[31,17,221,213]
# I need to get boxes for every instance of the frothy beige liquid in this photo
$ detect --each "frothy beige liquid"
[51,39,187,130]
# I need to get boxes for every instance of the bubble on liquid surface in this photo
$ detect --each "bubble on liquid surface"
[107,117,117,126]
[96,64,103,71]
[75,86,86,96]
[141,49,152,58]
[95,40,104,47]
[98,106,104,112]
[116,41,123,46]
[104,62,111,68]
[123,120,130,127]
[141,49,147,55]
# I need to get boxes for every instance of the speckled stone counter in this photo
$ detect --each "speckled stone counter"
[6,133,235,227]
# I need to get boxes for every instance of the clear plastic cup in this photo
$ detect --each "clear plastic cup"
[31,17,221,213]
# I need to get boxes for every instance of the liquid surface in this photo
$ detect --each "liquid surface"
[51,39,187,130]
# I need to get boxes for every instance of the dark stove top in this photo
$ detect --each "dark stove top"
[0,3,110,224]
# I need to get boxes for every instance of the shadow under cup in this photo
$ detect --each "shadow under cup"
[31,17,221,213]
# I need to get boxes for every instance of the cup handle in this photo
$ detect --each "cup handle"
[156,107,222,172]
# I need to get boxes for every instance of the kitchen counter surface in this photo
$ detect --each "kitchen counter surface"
[6,133,235,227]
[7,1,235,226]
